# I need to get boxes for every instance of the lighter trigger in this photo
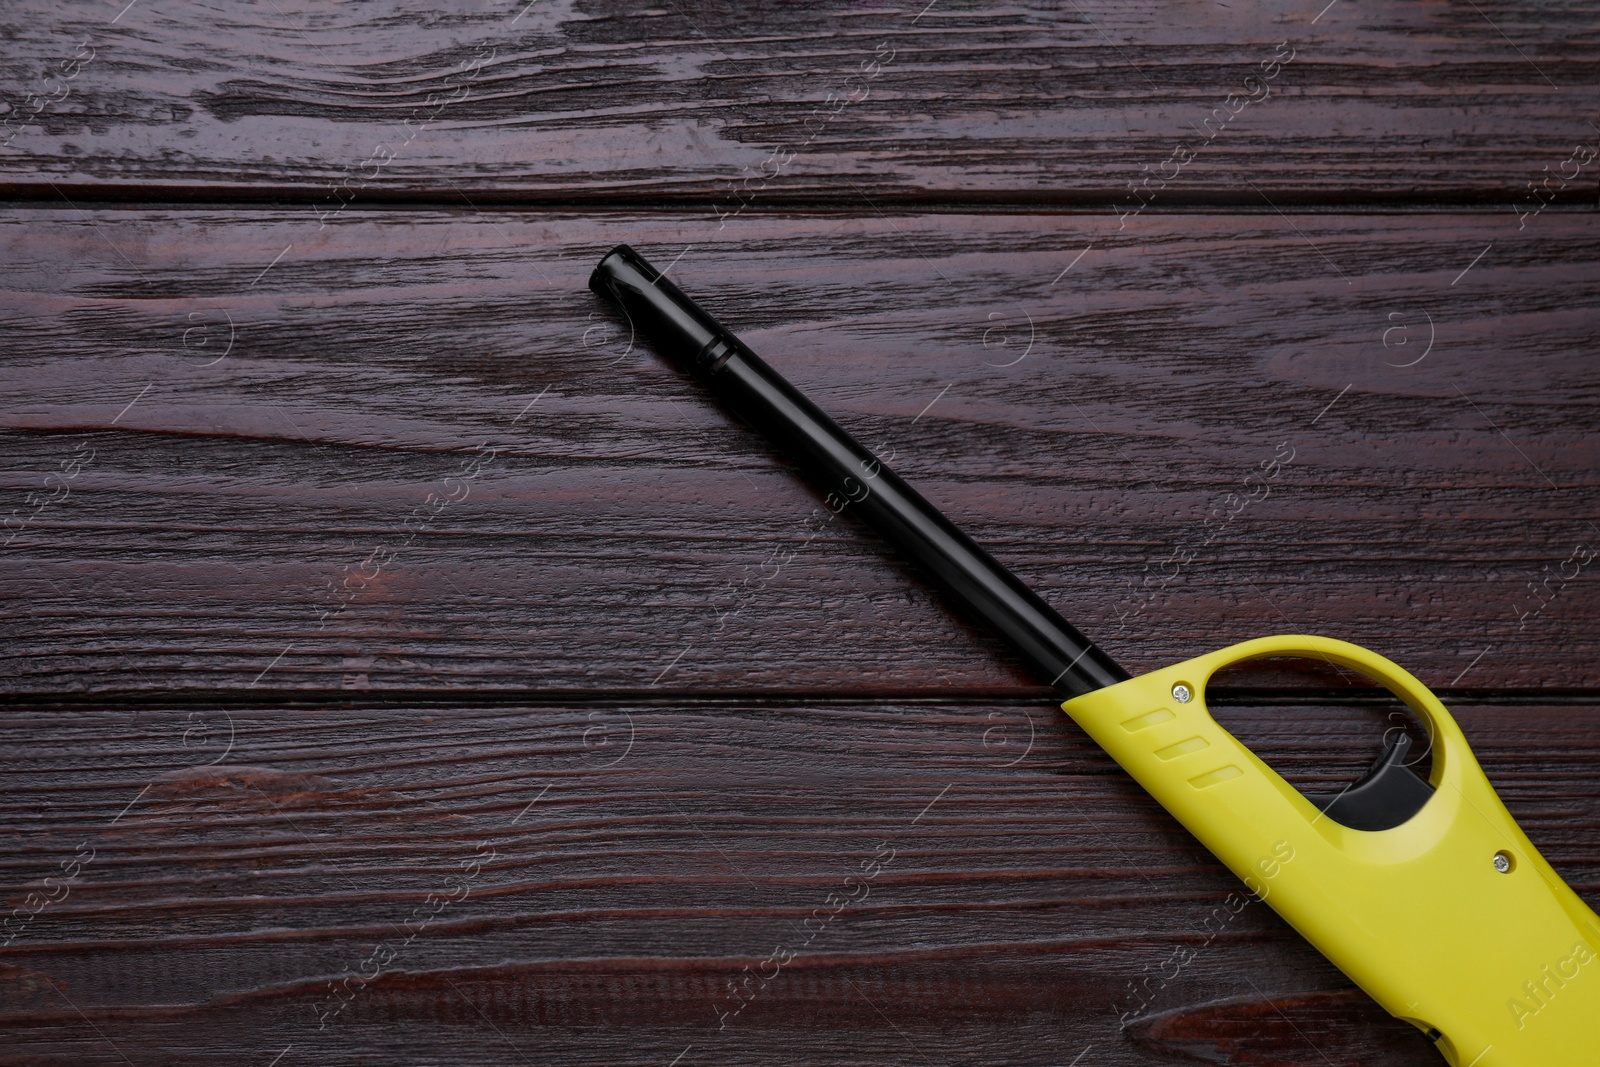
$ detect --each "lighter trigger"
[1303,731,1435,832]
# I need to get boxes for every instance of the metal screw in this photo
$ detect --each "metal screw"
[1172,683,1193,704]
[1493,852,1513,874]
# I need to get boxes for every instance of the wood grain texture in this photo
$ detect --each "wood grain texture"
[2,699,1595,1065]
[4,5,1600,1062]
[2,208,1596,695]
[1,0,1599,203]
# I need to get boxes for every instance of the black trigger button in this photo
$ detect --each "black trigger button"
[1303,731,1434,832]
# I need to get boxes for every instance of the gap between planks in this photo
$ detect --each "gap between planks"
[0,687,1597,713]
[3,187,1599,216]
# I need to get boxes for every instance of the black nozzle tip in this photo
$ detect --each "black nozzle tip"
[589,243,651,299]
[588,243,725,374]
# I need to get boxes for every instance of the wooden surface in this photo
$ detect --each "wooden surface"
[3,0,1599,202]
[5,210,1597,695]
[3,701,1597,1066]
[3,2,1598,1065]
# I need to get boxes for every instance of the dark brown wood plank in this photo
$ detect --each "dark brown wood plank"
[2,208,1597,695]
[5,7,1596,1066]
[2,1,1599,202]
[1,698,1595,1065]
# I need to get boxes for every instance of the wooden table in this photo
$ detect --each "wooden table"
[3,2,1597,1064]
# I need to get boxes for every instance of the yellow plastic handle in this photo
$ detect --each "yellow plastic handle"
[1059,635,1600,1066]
